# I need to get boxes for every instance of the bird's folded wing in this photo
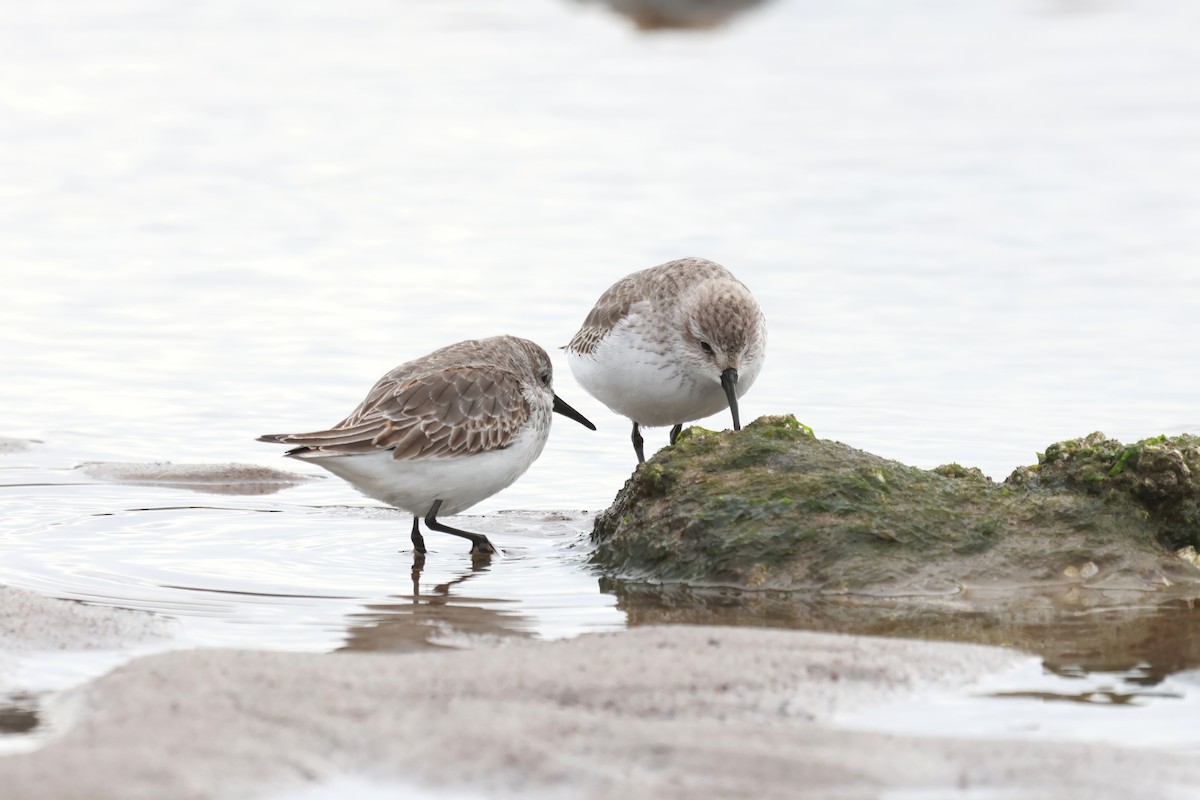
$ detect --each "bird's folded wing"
[260,366,530,460]
[566,285,639,355]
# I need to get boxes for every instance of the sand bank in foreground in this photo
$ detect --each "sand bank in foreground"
[3,606,1199,800]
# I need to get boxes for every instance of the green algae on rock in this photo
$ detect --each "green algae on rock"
[1008,431,1200,551]
[590,416,1200,594]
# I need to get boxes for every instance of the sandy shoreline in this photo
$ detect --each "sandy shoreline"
[1,586,1198,799]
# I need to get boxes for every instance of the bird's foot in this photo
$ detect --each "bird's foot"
[669,423,683,446]
[469,537,497,557]
[410,517,427,554]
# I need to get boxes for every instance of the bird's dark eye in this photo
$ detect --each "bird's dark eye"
[699,341,714,355]
[540,372,551,386]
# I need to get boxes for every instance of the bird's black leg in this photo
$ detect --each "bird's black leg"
[632,422,646,464]
[424,499,496,555]
[669,423,683,445]
[410,515,427,554]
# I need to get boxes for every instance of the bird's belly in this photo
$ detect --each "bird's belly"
[309,427,547,516]
[568,347,728,428]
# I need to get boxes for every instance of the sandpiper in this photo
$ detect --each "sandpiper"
[258,335,595,556]
[565,257,766,463]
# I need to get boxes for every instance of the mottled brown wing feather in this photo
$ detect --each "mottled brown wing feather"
[565,280,639,355]
[260,366,530,460]
[566,258,732,355]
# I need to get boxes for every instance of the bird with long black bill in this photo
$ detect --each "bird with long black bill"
[565,257,766,463]
[259,335,595,556]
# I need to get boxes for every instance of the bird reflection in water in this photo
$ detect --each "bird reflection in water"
[576,0,771,31]
[337,553,535,654]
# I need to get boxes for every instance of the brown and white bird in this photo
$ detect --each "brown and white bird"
[565,257,766,463]
[258,335,595,556]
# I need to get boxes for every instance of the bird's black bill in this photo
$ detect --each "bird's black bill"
[720,367,741,431]
[553,394,597,430]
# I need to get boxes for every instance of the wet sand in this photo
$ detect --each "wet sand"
[0,585,172,664]
[2,586,1199,800]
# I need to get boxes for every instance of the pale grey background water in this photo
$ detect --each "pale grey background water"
[2,0,1200,736]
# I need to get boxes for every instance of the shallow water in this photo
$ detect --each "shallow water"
[3,0,1200,751]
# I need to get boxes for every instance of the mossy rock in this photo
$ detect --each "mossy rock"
[590,416,1200,593]
[1008,431,1200,551]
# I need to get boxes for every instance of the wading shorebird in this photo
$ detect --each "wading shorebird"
[565,257,766,463]
[259,335,595,556]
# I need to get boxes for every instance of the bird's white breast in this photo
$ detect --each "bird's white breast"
[309,421,550,517]
[568,322,749,428]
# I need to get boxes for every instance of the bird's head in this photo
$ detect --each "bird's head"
[678,282,767,430]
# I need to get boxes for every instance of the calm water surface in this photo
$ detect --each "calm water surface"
[2,0,1200,747]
